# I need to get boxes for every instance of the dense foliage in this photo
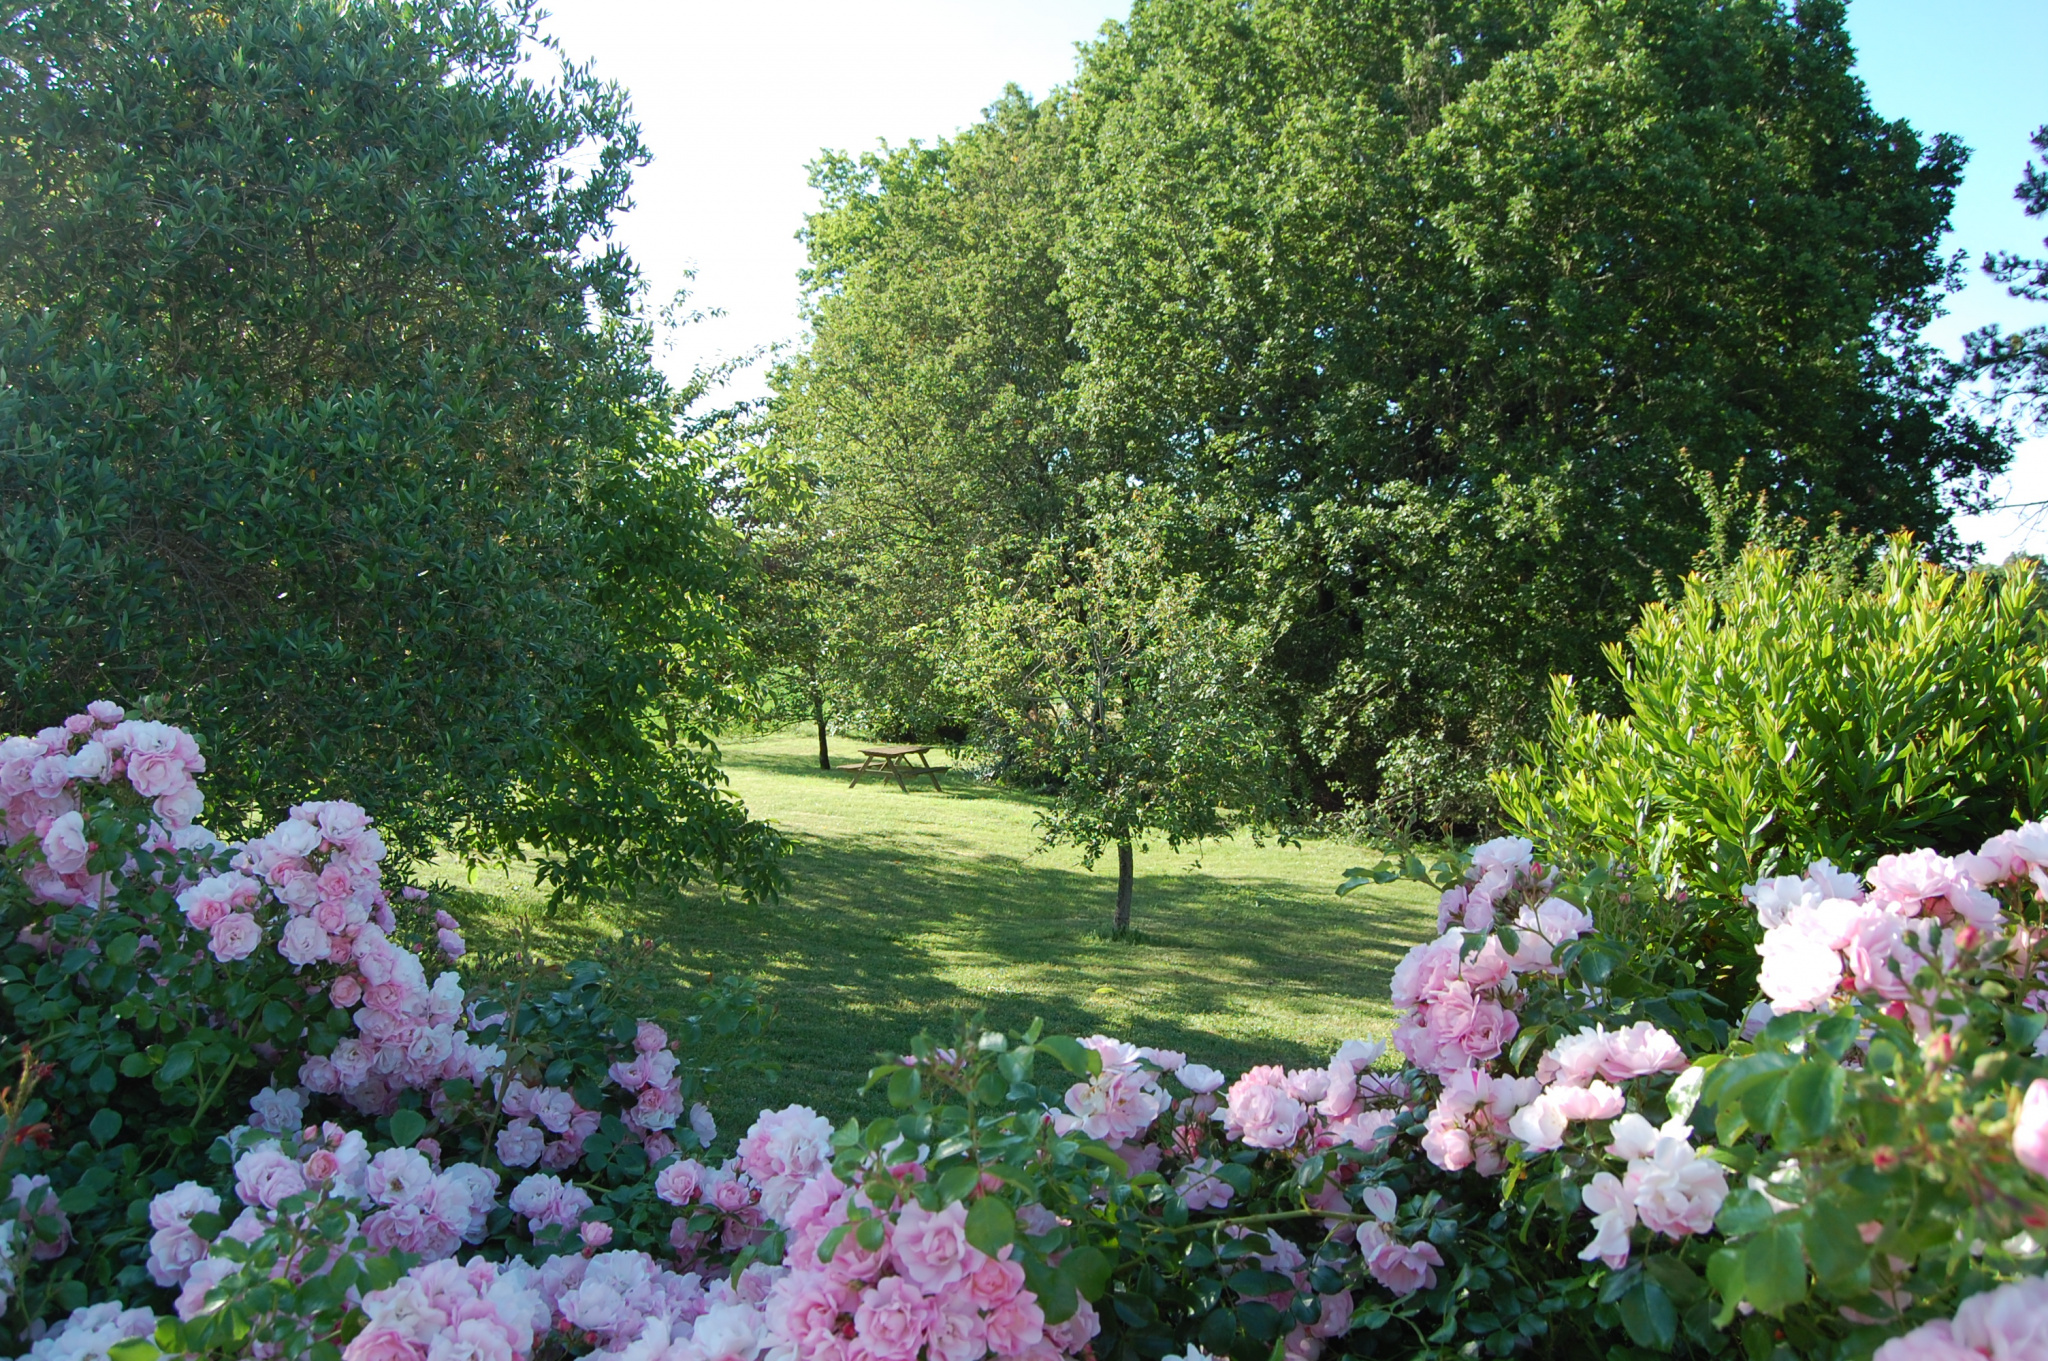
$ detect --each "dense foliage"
[762,0,2007,825]
[11,700,2048,1361]
[1496,545,2048,996]
[0,0,781,900]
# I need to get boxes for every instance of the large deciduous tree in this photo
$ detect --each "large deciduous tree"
[0,0,783,900]
[769,87,1092,740]
[1061,0,2005,819]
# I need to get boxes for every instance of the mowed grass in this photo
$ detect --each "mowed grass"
[427,728,1436,1129]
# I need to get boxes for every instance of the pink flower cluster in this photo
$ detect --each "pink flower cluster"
[1576,1114,1728,1269]
[300,932,505,1115]
[345,1256,552,1361]
[1872,1275,2048,1361]
[655,1107,833,1264]
[230,800,390,969]
[508,1173,596,1238]
[1352,1189,1442,1298]
[1391,894,1588,1083]
[1435,836,1548,934]
[765,1184,1099,1361]
[150,1121,501,1316]
[12,1301,160,1361]
[1748,832,2048,1016]
[361,1146,499,1259]
[496,1079,604,1171]
[3,703,211,907]
[1220,1041,1403,1154]
[1420,1068,1541,1175]
[343,1227,777,1361]
[1051,1036,1171,1147]
[611,1021,692,1162]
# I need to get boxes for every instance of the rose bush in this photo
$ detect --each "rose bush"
[4,701,2048,1359]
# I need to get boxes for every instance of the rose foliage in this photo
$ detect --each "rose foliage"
[6,703,2048,1360]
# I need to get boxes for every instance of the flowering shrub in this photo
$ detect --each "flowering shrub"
[8,700,2048,1360]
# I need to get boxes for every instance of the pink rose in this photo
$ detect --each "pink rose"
[981,1285,1047,1357]
[234,1147,308,1210]
[655,1158,708,1206]
[496,1120,545,1169]
[1952,1277,2048,1358]
[892,1199,972,1290]
[2014,1079,2048,1177]
[342,1325,427,1361]
[1365,1237,1442,1295]
[967,1252,1026,1310]
[208,913,262,963]
[331,975,363,1008]
[853,1276,935,1361]
[39,812,89,876]
[1225,1067,1307,1149]
[278,916,331,967]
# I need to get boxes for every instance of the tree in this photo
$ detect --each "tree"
[711,428,846,771]
[0,0,783,900]
[770,87,1091,739]
[1967,123,2048,432]
[1059,0,2007,816]
[954,485,1294,932]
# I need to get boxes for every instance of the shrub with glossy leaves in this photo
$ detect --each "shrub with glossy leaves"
[1495,543,2048,975]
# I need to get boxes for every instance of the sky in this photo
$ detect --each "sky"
[536,0,2048,558]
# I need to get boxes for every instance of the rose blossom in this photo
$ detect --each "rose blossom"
[1224,1067,1307,1149]
[39,812,90,876]
[852,1275,936,1361]
[208,912,262,963]
[892,1199,972,1290]
[2014,1079,2048,1177]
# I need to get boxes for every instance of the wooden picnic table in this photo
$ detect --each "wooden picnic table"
[839,743,949,792]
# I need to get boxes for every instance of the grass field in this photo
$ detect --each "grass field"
[429,728,1436,1128]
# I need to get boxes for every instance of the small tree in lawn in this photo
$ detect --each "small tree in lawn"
[958,485,1293,933]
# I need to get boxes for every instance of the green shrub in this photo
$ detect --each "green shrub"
[1495,543,2048,931]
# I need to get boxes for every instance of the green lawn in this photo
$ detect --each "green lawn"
[428,728,1436,1129]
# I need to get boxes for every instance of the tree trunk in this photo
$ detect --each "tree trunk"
[813,691,831,771]
[1114,840,1134,935]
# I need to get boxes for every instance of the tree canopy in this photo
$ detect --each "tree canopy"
[0,0,783,899]
[765,0,2008,826]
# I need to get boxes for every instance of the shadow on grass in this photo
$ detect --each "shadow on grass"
[449,817,1426,1124]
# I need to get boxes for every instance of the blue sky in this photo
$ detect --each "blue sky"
[539,0,2048,555]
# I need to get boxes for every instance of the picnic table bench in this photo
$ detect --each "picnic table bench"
[838,743,949,792]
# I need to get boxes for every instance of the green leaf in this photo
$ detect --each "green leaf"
[935,1164,981,1205]
[1061,1245,1114,1300]
[1228,1268,1296,1298]
[1740,1222,1808,1315]
[1812,1013,1859,1060]
[88,1108,121,1145]
[1036,1036,1097,1076]
[1715,1186,1777,1237]
[855,1216,887,1252]
[1781,1059,1844,1141]
[106,933,139,967]
[108,1339,158,1361]
[157,1047,194,1086]
[965,1196,1015,1256]
[388,1109,427,1148]
[1705,1249,1744,1328]
[1616,1280,1677,1351]
[1806,1198,1872,1287]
